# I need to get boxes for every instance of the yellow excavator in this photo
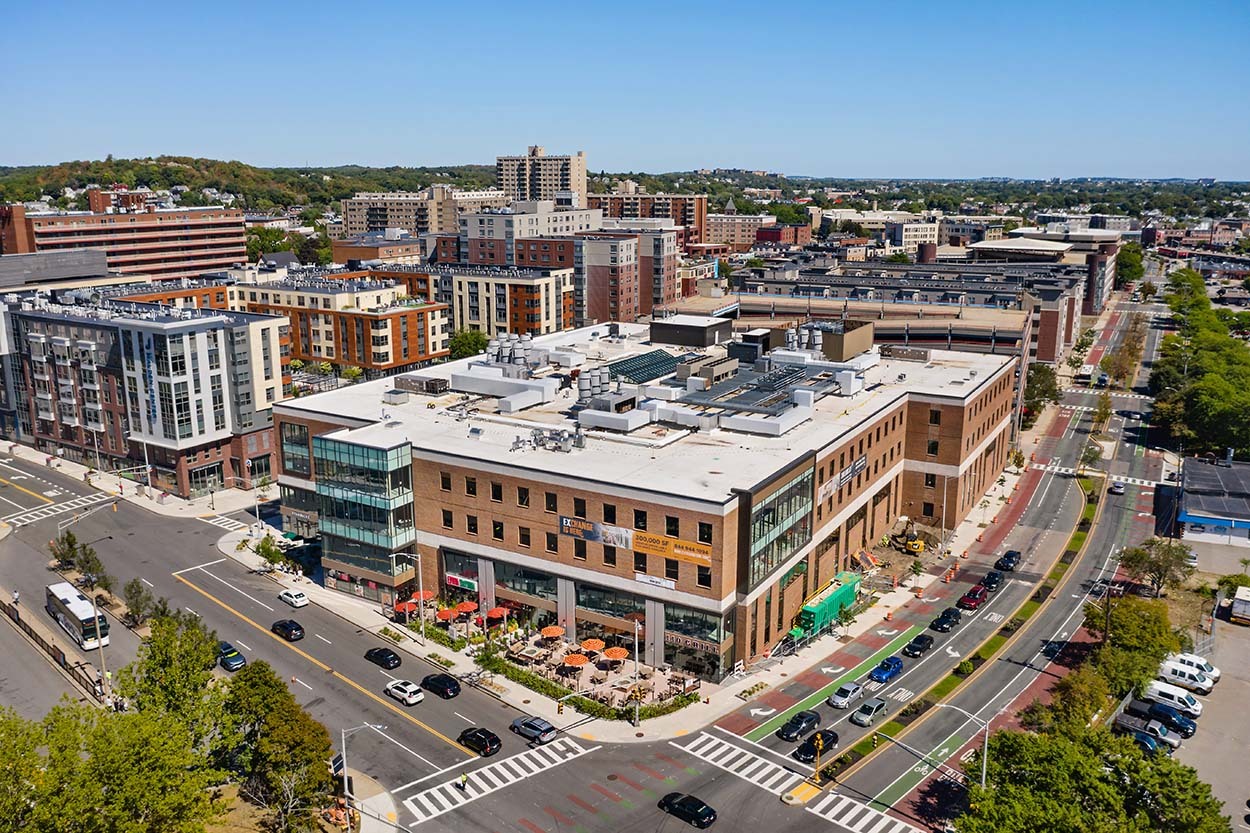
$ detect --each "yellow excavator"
[890,517,926,554]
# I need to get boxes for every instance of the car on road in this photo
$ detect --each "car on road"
[958,585,989,611]
[365,646,402,670]
[271,619,304,641]
[278,589,309,608]
[384,679,424,706]
[458,727,502,757]
[980,571,1004,593]
[793,729,839,763]
[850,697,888,727]
[1097,373,1110,387]
[1109,481,1126,495]
[776,709,820,742]
[869,656,904,684]
[995,550,1022,572]
[930,607,962,633]
[510,716,557,744]
[902,634,935,658]
[217,641,246,672]
[826,682,865,709]
[658,793,717,828]
[421,673,461,699]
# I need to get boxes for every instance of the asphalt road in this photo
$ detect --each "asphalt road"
[0,614,89,719]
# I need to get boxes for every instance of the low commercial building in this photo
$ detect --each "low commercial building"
[274,322,1017,679]
[0,293,285,497]
[0,204,246,281]
[331,231,428,265]
[1178,457,1250,547]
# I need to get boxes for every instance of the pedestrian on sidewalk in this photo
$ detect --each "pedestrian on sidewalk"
[11,590,17,606]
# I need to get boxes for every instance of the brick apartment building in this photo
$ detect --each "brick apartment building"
[0,204,247,281]
[273,320,1016,680]
[496,146,588,204]
[755,223,812,247]
[587,191,708,244]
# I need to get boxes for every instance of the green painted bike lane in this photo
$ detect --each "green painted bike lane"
[870,725,976,808]
[745,625,923,741]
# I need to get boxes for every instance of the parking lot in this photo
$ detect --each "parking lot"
[1172,619,1250,822]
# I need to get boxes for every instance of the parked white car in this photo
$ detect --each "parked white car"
[279,589,309,608]
[1168,652,1220,682]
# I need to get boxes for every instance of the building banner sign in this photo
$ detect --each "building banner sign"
[664,632,719,655]
[836,454,869,488]
[446,574,477,592]
[560,516,713,565]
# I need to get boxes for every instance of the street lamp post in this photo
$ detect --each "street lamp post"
[935,703,989,790]
[632,620,642,727]
[245,458,259,534]
[340,723,385,803]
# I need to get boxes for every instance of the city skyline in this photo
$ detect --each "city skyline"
[3,1,1248,179]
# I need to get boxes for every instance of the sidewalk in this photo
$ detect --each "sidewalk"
[350,770,399,833]
[216,409,1061,745]
[4,441,268,521]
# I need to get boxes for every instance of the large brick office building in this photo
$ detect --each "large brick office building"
[273,319,1016,681]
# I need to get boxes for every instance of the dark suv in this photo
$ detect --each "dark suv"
[365,647,402,669]
[995,550,1022,572]
[980,570,1004,592]
[422,673,461,699]
[458,727,502,757]
[902,634,935,658]
[271,619,305,641]
[930,607,962,633]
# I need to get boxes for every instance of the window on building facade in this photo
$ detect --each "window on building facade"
[697,566,712,588]
[922,502,935,518]
[545,492,557,512]
[634,551,647,573]
[517,486,530,507]
[925,473,937,488]
[665,516,679,537]
[574,539,587,560]
[492,520,504,541]
[747,467,814,588]
[929,408,942,425]
[603,545,616,566]
[465,476,477,496]
[279,422,310,476]
[665,558,679,580]
[546,532,558,553]
[490,482,502,502]
[634,509,647,531]
[441,509,453,529]
[574,497,587,519]
[698,521,713,544]
[466,515,478,535]
[519,526,531,547]
[440,471,451,491]
[927,440,939,456]
[603,503,616,524]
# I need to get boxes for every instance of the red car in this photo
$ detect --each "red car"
[957,585,989,610]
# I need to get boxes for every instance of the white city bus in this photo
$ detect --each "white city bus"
[45,581,110,650]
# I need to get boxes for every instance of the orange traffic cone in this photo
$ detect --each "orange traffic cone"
[961,550,969,559]
[885,610,893,622]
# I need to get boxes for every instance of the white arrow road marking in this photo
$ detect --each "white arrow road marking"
[749,707,776,718]
[921,596,941,603]
[945,646,961,658]
[960,749,976,763]
[876,628,900,637]
[820,666,845,675]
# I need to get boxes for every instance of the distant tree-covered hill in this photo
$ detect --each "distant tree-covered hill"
[0,156,496,212]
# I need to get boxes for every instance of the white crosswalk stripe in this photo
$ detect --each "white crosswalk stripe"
[399,737,597,825]
[1062,387,1151,400]
[199,515,249,532]
[1028,464,1158,488]
[670,732,805,796]
[2,492,115,527]
[806,791,926,833]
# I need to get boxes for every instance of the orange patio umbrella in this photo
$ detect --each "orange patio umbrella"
[393,600,418,614]
[540,625,566,639]
[485,607,508,619]
[579,638,605,652]
[562,653,590,667]
[410,589,436,602]
[435,608,454,621]
[602,646,630,661]
[455,600,479,614]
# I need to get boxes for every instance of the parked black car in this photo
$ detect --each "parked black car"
[458,727,502,757]
[775,709,820,742]
[930,607,962,633]
[980,570,1004,592]
[793,729,839,763]
[995,550,1022,572]
[422,673,461,699]
[271,619,304,641]
[365,647,402,669]
[902,634,935,658]
[658,793,717,828]
[1123,698,1197,738]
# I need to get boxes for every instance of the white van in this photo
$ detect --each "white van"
[1143,680,1203,718]
[1168,652,1220,682]
[1157,660,1213,694]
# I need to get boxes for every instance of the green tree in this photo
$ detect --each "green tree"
[1022,363,1061,428]
[1047,664,1111,735]
[1092,390,1113,431]
[340,365,363,383]
[836,602,856,636]
[1140,280,1158,301]
[254,534,286,570]
[448,330,489,360]
[909,558,924,588]
[1118,538,1196,598]
[49,529,81,570]
[1080,443,1103,474]
[1084,595,1180,695]
[218,660,292,778]
[244,698,334,833]
[885,252,911,263]
[288,358,305,373]
[116,612,221,746]
[1116,241,1145,286]
[247,226,290,262]
[75,544,114,601]
[0,707,42,831]
[121,577,155,627]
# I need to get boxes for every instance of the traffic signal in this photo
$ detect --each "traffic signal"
[112,501,117,512]
[557,701,564,715]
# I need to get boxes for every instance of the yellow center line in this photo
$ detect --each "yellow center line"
[173,572,474,758]
[0,476,54,504]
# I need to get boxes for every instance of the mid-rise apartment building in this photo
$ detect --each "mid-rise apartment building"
[938,219,1004,246]
[706,212,777,251]
[756,224,812,247]
[0,204,246,281]
[458,202,602,265]
[574,235,639,326]
[885,221,940,254]
[496,146,588,204]
[445,265,575,338]
[274,321,1016,680]
[115,275,450,378]
[341,186,510,237]
[587,191,708,244]
[1,294,285,497]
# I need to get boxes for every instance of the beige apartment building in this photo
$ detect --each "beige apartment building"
[446,265,575,337]
[341,186,509,237]
[496,146,588,205]
[885,221,940,254]
[706,212,777,251]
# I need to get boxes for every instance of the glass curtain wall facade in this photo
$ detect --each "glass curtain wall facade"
[748,467,814,587]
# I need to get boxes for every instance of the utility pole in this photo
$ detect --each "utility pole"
[936,704,989,790]
[633,620,642,727]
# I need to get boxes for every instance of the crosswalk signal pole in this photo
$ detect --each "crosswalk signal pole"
[813,733,824,784]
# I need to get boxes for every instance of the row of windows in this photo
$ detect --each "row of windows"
[438,509,713,587]
[439,472,714,543]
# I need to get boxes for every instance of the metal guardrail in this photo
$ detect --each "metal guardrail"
[0,595,105,702]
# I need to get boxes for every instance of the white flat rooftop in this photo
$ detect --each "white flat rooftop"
[279,323,1013,504]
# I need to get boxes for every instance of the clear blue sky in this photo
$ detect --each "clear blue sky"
[3,0,1248,179]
